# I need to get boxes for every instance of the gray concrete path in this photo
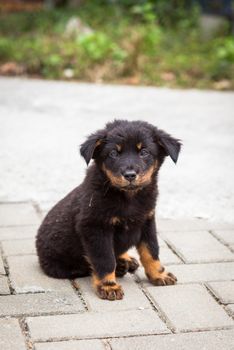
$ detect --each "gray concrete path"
[0,203,233,350]
[0,77,234,222]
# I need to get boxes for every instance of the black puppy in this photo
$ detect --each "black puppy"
[36,120,181,300]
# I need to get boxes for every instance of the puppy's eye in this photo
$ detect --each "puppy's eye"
[109,149,119,158]
[139,148,149,158]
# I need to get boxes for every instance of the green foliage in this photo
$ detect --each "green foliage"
[78,33,114,61]
[0,38,14,60]
[215,37,234,63]
[131,3,157,23]
[0,2,233,89]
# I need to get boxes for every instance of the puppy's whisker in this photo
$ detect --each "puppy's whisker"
[88,194,94,207]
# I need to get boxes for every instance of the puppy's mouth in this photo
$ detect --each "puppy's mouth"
[122,182,141,191]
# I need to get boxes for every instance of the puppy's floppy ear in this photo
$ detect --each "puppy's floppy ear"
[154,128,182,164]
[80,129,106,165]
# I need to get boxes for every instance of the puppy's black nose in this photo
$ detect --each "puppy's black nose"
[123,170,137,182]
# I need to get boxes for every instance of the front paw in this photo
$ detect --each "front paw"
[116,256,139,277]
[148,269,177,286]
[128,257,139,273]
[116,258,129,277]
[96,281,124,300]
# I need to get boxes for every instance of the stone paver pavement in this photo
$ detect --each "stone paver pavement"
[110,330,234,350]
[0,318,26,350]
[0,202,233,349]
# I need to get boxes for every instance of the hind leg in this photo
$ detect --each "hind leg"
[39,257,91,279]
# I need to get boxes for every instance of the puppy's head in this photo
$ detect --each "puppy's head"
[80,120,181,191]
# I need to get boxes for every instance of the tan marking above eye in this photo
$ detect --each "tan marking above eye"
[116,144,122,152]
[110,216,121,225]
[95,140,102,147]
[136,142,142,150]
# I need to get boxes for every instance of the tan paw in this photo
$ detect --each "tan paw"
[149,270,177,286]
[96,281,124,300]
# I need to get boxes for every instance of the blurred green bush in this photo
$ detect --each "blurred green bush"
[0,0,233,89]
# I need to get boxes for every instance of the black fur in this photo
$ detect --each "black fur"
[36,120,181,283]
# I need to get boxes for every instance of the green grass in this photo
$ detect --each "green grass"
[0,3,233,89]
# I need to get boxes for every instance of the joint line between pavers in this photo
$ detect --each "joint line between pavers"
[169,260,234,266]
[29,325,234,344]
[103,339,113,350]
[159,235,186,263]
[225,306,234,319]
[167,246,234,264]
[32,200,43,221]
[209,229,234,254]
[0,309,86,319]
[188,284,234,332]
[0,241,15,294]
[172,325,234,334]
[71,279,89,311]
[204,282,223,305]
[0,201,32,205]
[29,332,176,344]
[203,282,234,320]
[19,317,34,350]
[0,224,37,228]
[141,287,176,333]
[203,281,230,316]
[133,276,175,333]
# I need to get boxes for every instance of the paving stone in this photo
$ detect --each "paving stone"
[0,202,40,226]
[160,246,182,265]
[8,255,73,293]
[2,239,36,256]
[35,340,106,350]
[0,276,10,295]
[226,304,234,318]
[76,274,151,312]
[161,230,234,263]
[146,284,233,332]
[110,329,234,350]
[0,318,26,350]
[158,218,234,232]
[206,281,234,304]
[212,230,234,246]
[167,262,234,284]
[0,291,84,316]
[0,225,37,240]
[137,262,234,285]
[27,309,169,341]
[0,255,5,274]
